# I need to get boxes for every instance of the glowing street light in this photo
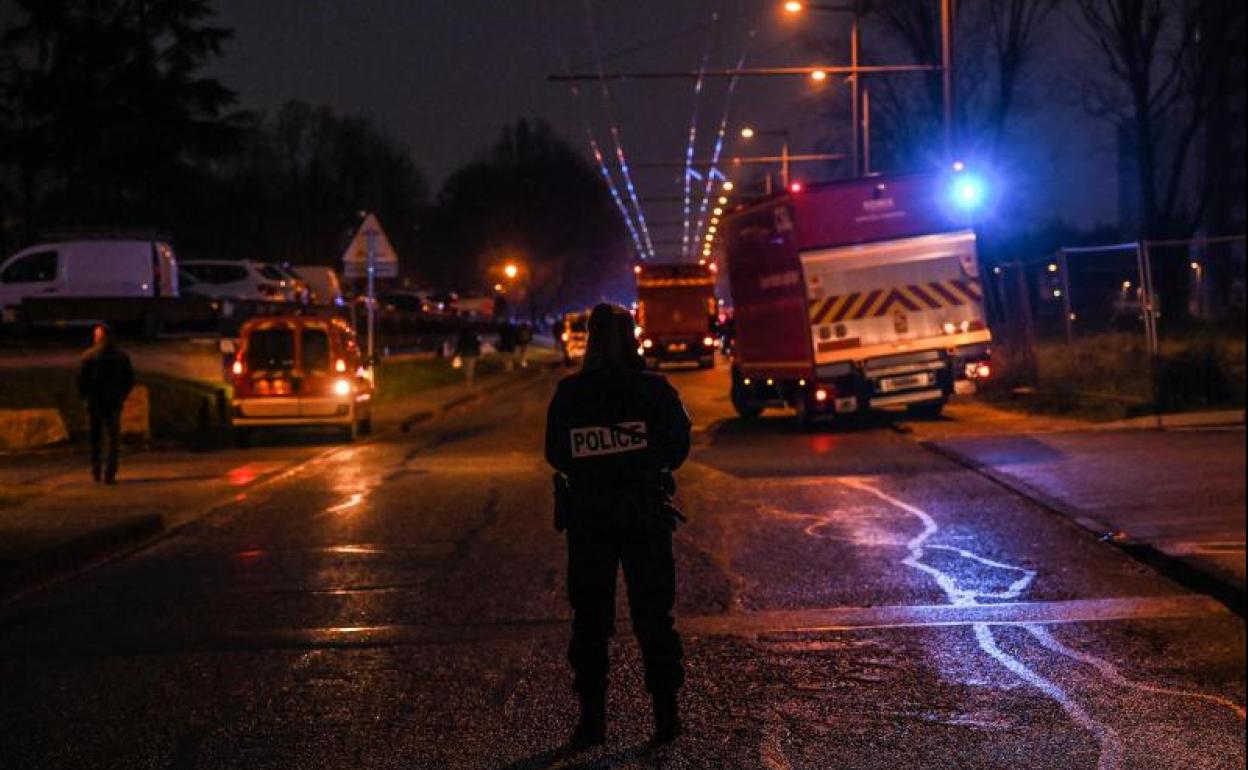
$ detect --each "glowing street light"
[722,180,735,191]
[740,126,756,139]
[809,68,828,83]
[503,263,519,279]
[783,1,804,12]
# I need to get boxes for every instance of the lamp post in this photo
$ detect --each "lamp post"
[738,126,791,191]
[783,0,956,164]
[782,1,862,176]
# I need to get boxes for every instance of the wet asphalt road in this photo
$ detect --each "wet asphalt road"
[0,364,1244,769]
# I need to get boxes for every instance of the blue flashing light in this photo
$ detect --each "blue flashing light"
[951,175,985,210]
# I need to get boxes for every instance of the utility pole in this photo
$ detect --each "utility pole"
[850,4,861,176]
[940,0,955,158]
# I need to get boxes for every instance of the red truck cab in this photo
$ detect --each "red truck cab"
[634,262,718,369]
[721,172,992,424]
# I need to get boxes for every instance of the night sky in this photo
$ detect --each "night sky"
[209,0,1117,253]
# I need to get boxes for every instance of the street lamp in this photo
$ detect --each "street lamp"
[739,125,791,190]
[784,0,956,162]
[503,263,519,280]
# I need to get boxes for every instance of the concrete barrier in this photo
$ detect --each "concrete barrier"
[121,385,150,441]
[0,409,69,451]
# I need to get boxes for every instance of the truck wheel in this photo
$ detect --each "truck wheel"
[906,400,945,419]
[358,413,373,436]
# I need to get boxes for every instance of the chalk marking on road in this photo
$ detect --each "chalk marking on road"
[976,623,1125,770]
[839,477,1122,770]
[323,491,366,514]
[1023,623,1247,721]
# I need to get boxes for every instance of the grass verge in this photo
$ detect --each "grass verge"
[0,367,231,439]
[986,328,1245,421]
[374,355,506,403]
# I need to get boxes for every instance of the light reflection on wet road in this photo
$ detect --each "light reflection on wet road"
[0,364,1243,769]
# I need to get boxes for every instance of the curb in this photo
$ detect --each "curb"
[922,440,1246,618]
[1093,409,1245,432]
[0,514,165,605]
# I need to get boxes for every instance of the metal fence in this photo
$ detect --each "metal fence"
[989,234,1246,415]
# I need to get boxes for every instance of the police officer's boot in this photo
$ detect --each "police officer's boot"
[567,690,606,751]
[650,690,681,746]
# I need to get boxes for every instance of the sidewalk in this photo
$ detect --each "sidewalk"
[0,360,555,603]
[928,424,1246,610]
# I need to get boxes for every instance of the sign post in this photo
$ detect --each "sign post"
[366,224,378,361]
[341,212,399,361]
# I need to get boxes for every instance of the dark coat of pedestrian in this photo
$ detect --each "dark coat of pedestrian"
[77,325,134,483]
[545,303,692,750]
[454,327,483,387]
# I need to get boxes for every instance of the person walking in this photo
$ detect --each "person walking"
[545,303,692,750]
[516,321,533,368]
[77,324,134,484]
[497,322,518,371]
[454,326,482,389]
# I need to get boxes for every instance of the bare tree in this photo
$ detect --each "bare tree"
[1072,0,1238,238]
[845,0,1059,171]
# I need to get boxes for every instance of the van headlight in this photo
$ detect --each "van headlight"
[333,378,351,396]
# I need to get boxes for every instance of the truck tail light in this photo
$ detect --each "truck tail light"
[232,359,244,376]
[333,378,351,396]
[975,362,991,379]
[702,336,715,347]
[335,358,347,373]
[642,339,654,349]
[561,331,569,342]
[814,386,830,403]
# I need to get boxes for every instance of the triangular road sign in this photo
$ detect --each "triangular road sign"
[341,213,399,279]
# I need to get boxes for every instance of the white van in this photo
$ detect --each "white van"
[0,239,179,321]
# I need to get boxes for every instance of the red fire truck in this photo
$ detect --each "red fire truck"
[634,262,719,369]
[721,171,992,424]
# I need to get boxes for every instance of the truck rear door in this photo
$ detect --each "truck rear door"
[800,230,989,366]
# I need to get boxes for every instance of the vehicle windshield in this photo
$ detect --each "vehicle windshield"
[301,328,330,371]
[258,265,286,281]
[245,328,295,370]
[568,319,588,332]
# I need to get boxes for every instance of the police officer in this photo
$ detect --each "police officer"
[545,303,692,749]
[77,324,134,484]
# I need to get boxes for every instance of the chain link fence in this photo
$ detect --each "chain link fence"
[989,234,1245,417]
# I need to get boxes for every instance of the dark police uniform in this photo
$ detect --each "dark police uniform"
[77,341,134,483]
[545,363,692,701]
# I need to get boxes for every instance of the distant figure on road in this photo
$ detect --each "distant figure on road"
[454,327,482,388]
[516,321,533,368]
[77,324,134,484]
[545,303,692,750]
[497,322,518,371]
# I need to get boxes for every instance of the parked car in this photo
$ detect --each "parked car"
[230,314,374,445]
[291,265,345,306]
[179,260,293,302]
[379,290,434,313]
[0,238,178,322]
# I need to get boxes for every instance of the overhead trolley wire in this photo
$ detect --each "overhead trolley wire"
[538,0,647,261]
[680,6,721,261]
[691,30,754,256]
[583,0,656,259]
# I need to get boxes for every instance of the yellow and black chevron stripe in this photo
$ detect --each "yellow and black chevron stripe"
[808,279,982,325]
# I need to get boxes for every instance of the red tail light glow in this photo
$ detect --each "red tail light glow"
[814,386,829,402]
